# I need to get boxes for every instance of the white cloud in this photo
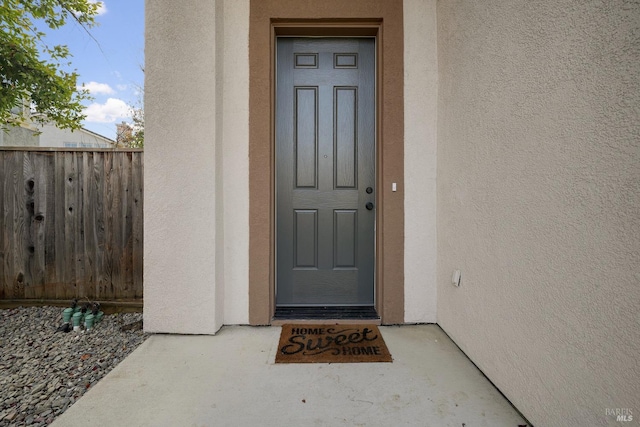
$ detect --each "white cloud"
[116,84,128,91]
[80,81,115,95]
[84,98,130,123]
[75,1,106,17]
[90,1,107,15]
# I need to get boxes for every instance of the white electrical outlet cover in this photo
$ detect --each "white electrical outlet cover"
[452,270,461,286]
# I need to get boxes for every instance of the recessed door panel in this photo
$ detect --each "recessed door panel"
[294,210,317,268]
[334,87,357,189]
[334,210,357,269]
[295,87,318,188]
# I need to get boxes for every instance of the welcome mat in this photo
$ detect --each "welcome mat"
[275,324,392,363]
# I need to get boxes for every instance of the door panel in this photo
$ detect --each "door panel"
[295,87,318,188]
[334,210,357,268]
[276,38,375,307]
[293,210,317,268]
[335,87,357,188]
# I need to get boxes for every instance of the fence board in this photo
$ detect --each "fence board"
[3,154,16,298]
[43,153,56,297]
[0,150,143,301]
[132,152,143,299]
[63,152,77,298]
[14,153,26,298]
[53,152,66,298]
[31,153,48,297]
[82,151,96,298]
[92,152,105,298]
[0,153,4,298]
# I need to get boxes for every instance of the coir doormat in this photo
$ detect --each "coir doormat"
[275,324,392,363]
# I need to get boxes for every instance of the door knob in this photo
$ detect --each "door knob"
[365,202,374,210]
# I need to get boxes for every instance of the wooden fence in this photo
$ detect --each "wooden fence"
[0,149,143,301]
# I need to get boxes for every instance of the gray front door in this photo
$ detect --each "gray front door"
[276,37,376,307]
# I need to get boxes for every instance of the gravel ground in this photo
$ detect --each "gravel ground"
[0,306,147,426]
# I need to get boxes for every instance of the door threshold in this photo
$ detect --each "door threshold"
[271,318,381,326]
[273,306,380,325]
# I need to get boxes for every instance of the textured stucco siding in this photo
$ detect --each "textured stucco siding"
[144,0,222,334]
[404,0,438,323]
[145,0,250,333]
[436,1,640,426]
[220,0,250,325]
[144,0,431,330]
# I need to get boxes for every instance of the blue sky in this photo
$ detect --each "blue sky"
[44,0,145,140]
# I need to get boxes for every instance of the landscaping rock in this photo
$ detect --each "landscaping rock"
[0,306,147,426]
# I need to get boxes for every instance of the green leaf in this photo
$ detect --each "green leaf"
[0,0,99,130]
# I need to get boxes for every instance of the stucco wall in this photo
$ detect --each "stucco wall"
[436,1,640,425]
[403,0,438,323]
[145,0,222,334]
[220,0,250,325]
[145,0,250,332]
[144,0,437,328]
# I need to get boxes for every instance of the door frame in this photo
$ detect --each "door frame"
[248,0,404,325]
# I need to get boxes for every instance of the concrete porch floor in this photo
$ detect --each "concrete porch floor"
[52,325,528,427]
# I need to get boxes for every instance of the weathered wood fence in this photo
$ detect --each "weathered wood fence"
[0,149,143,301]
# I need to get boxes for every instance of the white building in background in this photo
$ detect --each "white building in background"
[37,123,115,148]
[2,100,116,148]
[0,123,39,147]
[1,122,114,149]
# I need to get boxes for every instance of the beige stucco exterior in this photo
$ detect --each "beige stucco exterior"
[145,0,250,334]
[219,0,250,326]
[403,0,438,323]
[145,1,222,333]
[144,0,438,329]
[145,0,639,424]
[436,1,639,425]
